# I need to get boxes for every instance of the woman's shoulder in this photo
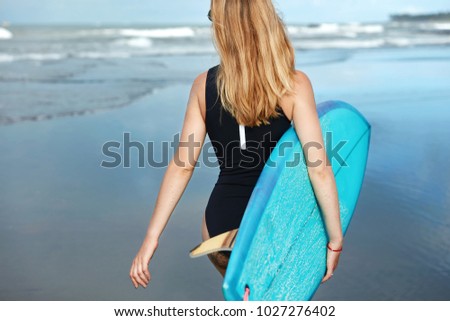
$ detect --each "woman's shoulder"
[190,70,209,121]
[278,69,314,117]
[293,69,313,90]
[192,65,219,101]
[291,69,315,103]
[193,70,208,87]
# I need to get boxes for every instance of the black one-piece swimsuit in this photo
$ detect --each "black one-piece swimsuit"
[204,64,292,239]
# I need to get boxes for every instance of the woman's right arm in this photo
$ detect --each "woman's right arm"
[129,73,207,289]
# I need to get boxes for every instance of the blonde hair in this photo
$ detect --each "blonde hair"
[210,0,296,127]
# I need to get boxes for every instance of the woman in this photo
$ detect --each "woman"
[130,0,343,290]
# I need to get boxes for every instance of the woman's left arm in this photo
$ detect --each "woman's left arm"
[291,70,343,283]
[129,73,207,289]
[142,74,207,244]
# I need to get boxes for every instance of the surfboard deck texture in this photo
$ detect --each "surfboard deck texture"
[222,100,371,301]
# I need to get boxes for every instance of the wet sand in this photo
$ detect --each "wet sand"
[0,46,449,300]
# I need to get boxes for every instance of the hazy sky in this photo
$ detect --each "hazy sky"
[1,0,449,25]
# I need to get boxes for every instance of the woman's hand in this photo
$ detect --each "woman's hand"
[321,240,343,283]
[129,238,158,289]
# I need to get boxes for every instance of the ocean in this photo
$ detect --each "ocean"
[1,21,450,125]
[0,20,449,300]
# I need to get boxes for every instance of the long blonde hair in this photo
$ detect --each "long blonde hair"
[210,0,296,127]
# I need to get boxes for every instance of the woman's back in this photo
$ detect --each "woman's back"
[204,64,292,238]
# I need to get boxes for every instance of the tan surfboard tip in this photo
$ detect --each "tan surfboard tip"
[189,228,239,258]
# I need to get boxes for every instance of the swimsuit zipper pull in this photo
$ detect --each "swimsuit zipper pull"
[239,124,246,150]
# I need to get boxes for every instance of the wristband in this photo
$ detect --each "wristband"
[327,243,343,252]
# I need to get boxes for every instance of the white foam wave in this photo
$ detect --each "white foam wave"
[432,23,450,31]
[417,22,450,31]
[288,23,384,38]
[312,23,340,33]
[0,46,218,63]
[295,36,450,50]
[143,46,217,56]
[346,23,384,34]
[387,36,450,47]
[288,23,339,35]
[113,37,153,48]
[0,27,13,40]
[296,39,385,49]
[0,54,14,63]
[73,27,197,39]
[0,53,65,63]
[119,27,195,38]
[75,28,120,37]
[0,51,133,63]
[77,51,132,59]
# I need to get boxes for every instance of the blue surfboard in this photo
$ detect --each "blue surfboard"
[222,100,371,300]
